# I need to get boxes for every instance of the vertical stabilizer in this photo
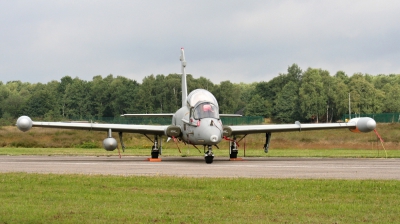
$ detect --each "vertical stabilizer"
[180,48,187,107]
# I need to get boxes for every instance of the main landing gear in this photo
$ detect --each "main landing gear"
[204,145,214,164]
[143,135,162,160]
[225,133,270,160]
[229,136,238,159]
[225,135,243,160]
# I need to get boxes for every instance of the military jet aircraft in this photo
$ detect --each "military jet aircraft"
[16,48,377,164]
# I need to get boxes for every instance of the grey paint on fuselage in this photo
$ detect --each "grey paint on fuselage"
[173,94,223,145]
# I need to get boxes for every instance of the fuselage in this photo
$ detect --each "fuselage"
[173,89,223,145]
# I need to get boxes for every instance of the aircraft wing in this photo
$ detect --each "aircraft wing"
[225,117,376,135]
[220,114,242,117]
[120,113,242,117]
[17,116,168,135]
[121,114,174,117]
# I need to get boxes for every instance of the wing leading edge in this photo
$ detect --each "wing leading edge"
[225,117,376,135]
[121,113,242,117]
[121,114,174,117]
[17,116,168,135]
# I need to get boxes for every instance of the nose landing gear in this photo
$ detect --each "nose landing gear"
[204,145,214,164]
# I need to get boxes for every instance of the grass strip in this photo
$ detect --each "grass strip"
[1,173,399,223]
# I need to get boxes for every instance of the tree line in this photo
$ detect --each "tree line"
[1,64,399,125]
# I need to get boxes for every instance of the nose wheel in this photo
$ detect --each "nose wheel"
[205,155,214,164]
[204,145,214,164]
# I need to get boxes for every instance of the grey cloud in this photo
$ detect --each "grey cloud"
[1,1,400,84]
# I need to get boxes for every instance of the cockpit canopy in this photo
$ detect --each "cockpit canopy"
[187,89,218,108]
[193,102,219,119]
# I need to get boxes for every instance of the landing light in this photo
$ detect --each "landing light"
[210,135,218,143]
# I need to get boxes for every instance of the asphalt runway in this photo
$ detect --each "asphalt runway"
[0,155,399,179]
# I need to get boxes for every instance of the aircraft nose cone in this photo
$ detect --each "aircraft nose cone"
[210,135,219,143]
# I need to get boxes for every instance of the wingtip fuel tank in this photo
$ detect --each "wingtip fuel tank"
[16,116,33,132]
[348,117,376,133]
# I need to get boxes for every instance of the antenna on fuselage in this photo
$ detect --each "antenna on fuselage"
[180,48,187,107]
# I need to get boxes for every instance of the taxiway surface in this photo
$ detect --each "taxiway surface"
[1,156,399,179]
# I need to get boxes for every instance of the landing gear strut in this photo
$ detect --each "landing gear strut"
[229,136,238,159]
[151,135,162,159]
[264,132,271,153]
[118,132,126,152]
[204,145,214,164]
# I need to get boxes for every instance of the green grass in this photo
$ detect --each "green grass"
[0,173,399,223]
[1,124,399,223]
[0,147,398,158]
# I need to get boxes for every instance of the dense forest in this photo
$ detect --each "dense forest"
[1,64,399,125]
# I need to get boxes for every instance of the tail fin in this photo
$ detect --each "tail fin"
[180,48,187,107]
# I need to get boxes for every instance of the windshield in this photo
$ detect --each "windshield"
[193,102,219,119]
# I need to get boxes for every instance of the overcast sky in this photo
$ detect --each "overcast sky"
[1,0,400,84]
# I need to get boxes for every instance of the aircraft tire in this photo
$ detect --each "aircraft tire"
[205,156,213,164]
[151,151,159,159]
[229,151,238,159]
